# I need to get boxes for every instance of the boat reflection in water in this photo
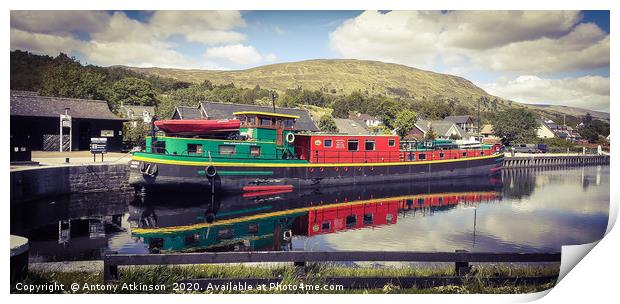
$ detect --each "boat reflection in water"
[130,177,503,253]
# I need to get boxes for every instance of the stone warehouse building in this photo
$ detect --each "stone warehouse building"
[10,91,126,152]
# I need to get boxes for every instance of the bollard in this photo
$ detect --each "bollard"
[454,250,471,276]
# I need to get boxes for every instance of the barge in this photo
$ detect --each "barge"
[128,111,504,193]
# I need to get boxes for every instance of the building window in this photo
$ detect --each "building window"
[219,145,236,155]
[248,223,258,235]
[250,146,261,157]
[419,153,426,160]
[347,140,359,151]
[388,139,396,147]
[101,130,114,137]
[187,144,203,155]
[346,215,357,228]
[365,140,376,151]
[324,139,333,148]
[260,118,271,127]
[363,214,374,225]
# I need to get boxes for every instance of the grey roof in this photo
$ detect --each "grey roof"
[10,91,125,121]
[444,115,475,124]
[199,101,319,132]
[416,119,466,137]
[172,106,203,120]
[334,118,372,135]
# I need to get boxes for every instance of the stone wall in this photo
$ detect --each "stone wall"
[10,164,131,203]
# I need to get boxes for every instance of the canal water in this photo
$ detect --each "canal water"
[10,166,610,262]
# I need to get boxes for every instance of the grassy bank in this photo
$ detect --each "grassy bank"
[12,263,558,294]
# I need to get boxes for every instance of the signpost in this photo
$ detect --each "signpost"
[90,138,107,162]
[59,110,72,152]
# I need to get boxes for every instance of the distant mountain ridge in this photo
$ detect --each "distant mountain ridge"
[126,59,500,108]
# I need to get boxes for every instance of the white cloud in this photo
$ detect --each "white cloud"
[482,75,610,112]
[11,28,84,55]
[204,44,269,65]
[329,11,609,74]
[10,11,110,34]
[10,10,273,69]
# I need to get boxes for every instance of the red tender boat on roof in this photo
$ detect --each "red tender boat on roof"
[154,119,240,135]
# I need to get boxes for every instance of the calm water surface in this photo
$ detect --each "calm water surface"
[10,166,609,262]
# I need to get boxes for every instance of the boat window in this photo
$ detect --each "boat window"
[439,152,444,159]
[217,228,234,240]
[438,197,444,205]
[260,118,272,127]
[480,151,485,155]
[321,221,330,231]
[247,116,256,126]
[184,234,199,245]
[346,215,357,228]
[462,152,467,157]
[219,145,236,155]
[388,139,396,147]
[365,140,376,151]
[248,223,259,235]
[250,146,261,157]
[283,119,295,128]
[419,153,426,160]
[347,140,359,151]
[187,144,203,155]
[152,140,166,154]
[324,139,333,148]
[407,153,415,161]
[363,214,374,225]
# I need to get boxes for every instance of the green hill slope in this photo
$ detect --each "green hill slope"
[127,59,498,107]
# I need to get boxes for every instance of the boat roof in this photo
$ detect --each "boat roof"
[233,111,300,119]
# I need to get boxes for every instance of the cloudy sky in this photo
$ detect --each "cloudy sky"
[10,10,610,112]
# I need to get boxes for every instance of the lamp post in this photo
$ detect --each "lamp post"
[271,91,277,113]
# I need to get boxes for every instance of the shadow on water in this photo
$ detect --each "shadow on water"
[10,166,609,261]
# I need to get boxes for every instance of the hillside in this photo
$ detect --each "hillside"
[522,104,610,122]
[127,59,500,108]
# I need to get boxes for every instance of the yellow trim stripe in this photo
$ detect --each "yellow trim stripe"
[132,191,500,235]
[132,153,503,168]
[146,136,273,144]
[233,111,300,119]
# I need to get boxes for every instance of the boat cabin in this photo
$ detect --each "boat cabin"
[294,134,402,163]
[146,111,300,160]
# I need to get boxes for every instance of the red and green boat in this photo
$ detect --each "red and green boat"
[128,111,504,193]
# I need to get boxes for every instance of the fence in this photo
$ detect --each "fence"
[103,250,560,289]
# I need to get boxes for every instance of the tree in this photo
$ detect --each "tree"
[110,77,157,111]
[425,127,437,140]
[394,109,417,138]
[123,121,150,148]
[493,108,539,145]
[39,53,108,100]
[318,115,339,133]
